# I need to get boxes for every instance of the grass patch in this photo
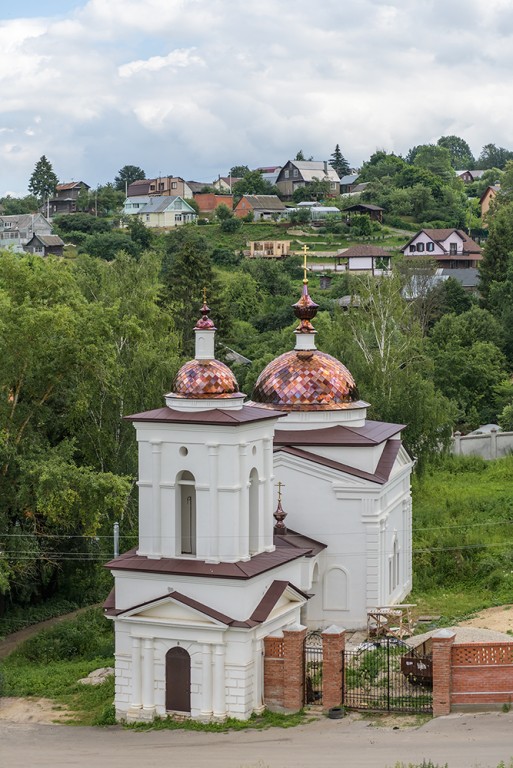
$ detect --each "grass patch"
[0,597,80,640]
[126,708,308,732]
[412,454,513,617]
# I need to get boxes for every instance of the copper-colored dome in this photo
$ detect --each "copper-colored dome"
[252,350,358,411]
[173,359,240,399]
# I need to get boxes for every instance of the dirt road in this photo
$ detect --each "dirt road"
[1,711,512,768]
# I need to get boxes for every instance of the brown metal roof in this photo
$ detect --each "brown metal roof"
[274,529,327,557]
[274,420,404,447]
[339,245,392,258]
[103,580,308,627]
[105,541,312,579]
[125,404,286,426]
[276,439,402,485]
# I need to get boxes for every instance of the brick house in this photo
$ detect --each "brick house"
[234,195,286,220]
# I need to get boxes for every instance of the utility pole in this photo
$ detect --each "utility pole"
[113,521,120,558]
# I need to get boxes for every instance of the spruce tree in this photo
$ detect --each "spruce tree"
[330,145,350,178]
[28,155,58,203]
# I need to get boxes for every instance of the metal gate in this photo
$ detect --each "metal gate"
[304,630,323,705]
[342,638,432,713]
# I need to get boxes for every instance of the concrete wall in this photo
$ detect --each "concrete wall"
[452,430,513,460]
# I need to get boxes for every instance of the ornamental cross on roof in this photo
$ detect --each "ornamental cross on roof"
[273,481,288,534]
[301,245,309,283]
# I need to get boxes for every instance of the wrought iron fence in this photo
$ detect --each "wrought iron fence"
[342,638,432,713]
[304,630,323,705]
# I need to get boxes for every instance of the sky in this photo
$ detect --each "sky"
[2,0,513,196]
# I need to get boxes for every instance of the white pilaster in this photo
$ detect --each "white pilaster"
[200,644,213,719]
[206,444,220,563]
[239,442,249,561]
[150,440,162,558]
[141,639,155,713]
[130,637,142,710]
[212,644,226,719]
[263,437,275,551]
[253,638,265,713]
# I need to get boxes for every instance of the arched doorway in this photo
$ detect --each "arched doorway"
[165,647,191,712]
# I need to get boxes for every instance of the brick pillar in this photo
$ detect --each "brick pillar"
[263,632,285,710]
[283,623,307,712]
[432,629,455,716]
[321,625,346,710]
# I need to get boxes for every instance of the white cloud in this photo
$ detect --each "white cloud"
[119,49,205,78]
[2,0,513,194]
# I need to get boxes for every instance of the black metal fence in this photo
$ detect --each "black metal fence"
[304,630,323,705]
[342,638,432,714]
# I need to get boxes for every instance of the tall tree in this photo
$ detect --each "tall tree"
[231,171,278,197]
[114,165,146,192]
[437,135,475,169]
[413,145,454,182]
[479,201,513,301]
[323,273,455,465]
[27,155,58,203]
[229,165,250,178]
[330,144,350,178]
[476,144,513,170]
[161,228,215,356]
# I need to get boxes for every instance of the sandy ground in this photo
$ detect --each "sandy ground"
[459,603,513,633]
[0,698,74,724]
[1,604,512,726]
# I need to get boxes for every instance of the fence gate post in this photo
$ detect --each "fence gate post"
[432,629,456,716]
[321,625,346,710]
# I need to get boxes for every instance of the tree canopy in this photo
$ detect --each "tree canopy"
[28,156,58,202]
[114,165,146,191]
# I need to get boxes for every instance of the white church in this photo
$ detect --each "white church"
[105,274,413,722]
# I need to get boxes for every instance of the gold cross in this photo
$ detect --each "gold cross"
[275,481,285,502]
[203,286,207,304]
[301,245,309,282]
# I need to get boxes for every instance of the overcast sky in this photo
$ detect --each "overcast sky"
[2,0,513,196]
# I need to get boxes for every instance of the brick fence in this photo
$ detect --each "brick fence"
[263,624,345,712]
[432,630,513,714]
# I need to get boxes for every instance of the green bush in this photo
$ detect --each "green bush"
[0,598,79,639]
[10,607,113,664]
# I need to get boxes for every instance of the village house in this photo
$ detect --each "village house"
[0,213,52,251]
[105,271,413,723]
[480,185,500,220]
[127,176,193,199]
[400,229,482,269]
[23,233,65,257]
[123,196,197,228]
[344,203,384,224]
[234,195,286,220]
[47,181,90,215]
[339,244,392,275]
[248,240,291,259]
[275,161,340,199]
[455,170,486,183]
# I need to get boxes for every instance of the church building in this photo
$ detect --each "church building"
[105,270,413,722]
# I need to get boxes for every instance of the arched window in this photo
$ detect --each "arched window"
[177,471,196,555]
[323,566,349,611]
[249,468,259,554]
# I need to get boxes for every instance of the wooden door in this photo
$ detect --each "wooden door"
[165,647,191,712]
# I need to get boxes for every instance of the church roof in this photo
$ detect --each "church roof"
[276,439,402,485]
[125,404,285,425]
[274,420,404,446]
[104,580,309,628]
[105,531,321,579]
